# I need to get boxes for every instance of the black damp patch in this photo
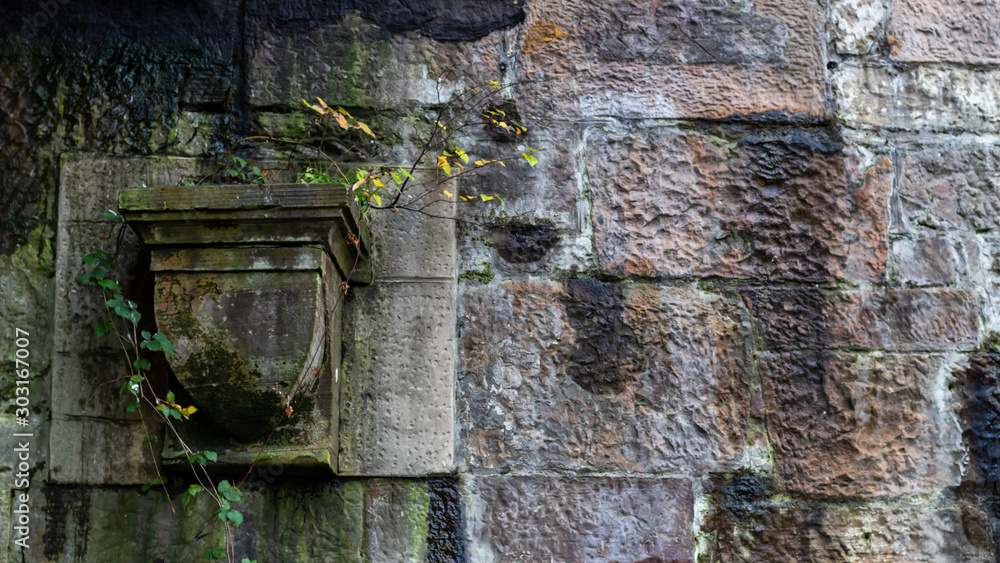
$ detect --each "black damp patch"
[492,220,559,264]
[560,279,640,394]
[425,474,466,563]
[42,486,93,560]
[480,100,526,143]
[738,131,843,185]
[960,336,1000,490]
[251,0,525,42]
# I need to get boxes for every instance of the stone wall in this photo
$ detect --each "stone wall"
[1,0,999,561]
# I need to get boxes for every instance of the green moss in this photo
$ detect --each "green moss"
[459,260,494,283]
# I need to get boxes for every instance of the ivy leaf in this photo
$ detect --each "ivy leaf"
[94,322,113,337]
[101,210,123,223]
[153,333,176,354]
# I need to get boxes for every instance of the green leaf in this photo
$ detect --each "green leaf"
[97,279,119,290]
[204,547,224,560]
[141,479,161,492]
[94,322,113,337]
[124,402,140,413]
[166,391,175,404]
[522,152,539,167]
[132,359,151,371]
[153,333,176,354]
[205,451,218,462]
[101,210,124,223]
[227,510,244,526]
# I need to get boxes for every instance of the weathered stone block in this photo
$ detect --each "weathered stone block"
[893,145,1000,234]
[368,197,455,280]
[516,0,825,119]
[831,0,889,54]
[888,0,1000,64]
[249,13,500,110]
[50,351,142,419]
[760,352,964,497]
[891,234,979,286]
[340,281,456,476]
[47,418,159,485]
[459,280,749,473]
[364,480,431,562]
[588,128,889,281]
[704,481,991,562]
[748,288,979,352]
[834,64,1000,131]
[59,155,152,224]
[470,475,694,562]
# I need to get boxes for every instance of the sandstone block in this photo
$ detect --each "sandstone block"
[249,13,500,110]
[893,145,1000,234]
[891,234,979,286]
[459,280,749,473]
[368,196,455,280]
[516,0,825,119]
[834,64,1000,131]
[339,281,456,476]
[760,352,964,497]
[704,477,991,562]
[831,0,888,54]
[888,0,1000,64]
[588,128,889,282]
[471,475,693,562]
[748,288,979,352]
[47,417,160,485]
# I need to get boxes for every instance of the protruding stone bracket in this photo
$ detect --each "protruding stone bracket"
[119,183,371,473]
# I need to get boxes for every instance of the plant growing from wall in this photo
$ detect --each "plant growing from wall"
[76,79,538,562]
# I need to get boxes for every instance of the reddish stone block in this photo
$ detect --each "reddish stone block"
[761,352,964,497]
[473,475,694,562]
[747,288,979,352]
[588,129,890,282]
[516,0,826,119]
[888,0,1000,64]
[459,280,749,473]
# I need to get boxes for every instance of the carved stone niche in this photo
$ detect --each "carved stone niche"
[118,184,370,473]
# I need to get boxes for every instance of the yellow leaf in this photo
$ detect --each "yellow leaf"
[372,193,382,206]
[443,190,453,197]
[372,178,385,188]
[497,160,506,167]
[317,97,331,110]
[474,160,485,166]
[357,122,375,138]
[333,112,349,130]
[180,405,198,420]
[437,155,451,175]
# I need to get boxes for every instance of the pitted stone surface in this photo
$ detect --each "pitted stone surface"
[472,475,694,562]
[588,128,890,281]
[761,352,965,497]
[340,281,456,476]
[891,234,980,286]
[704,483,992,562]
[834,64,1000,131]
[516,0,825,119]
[747,288,979,352]
[893,145,1000,234]
[459,280,749,473]
[888,0,1000,64]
